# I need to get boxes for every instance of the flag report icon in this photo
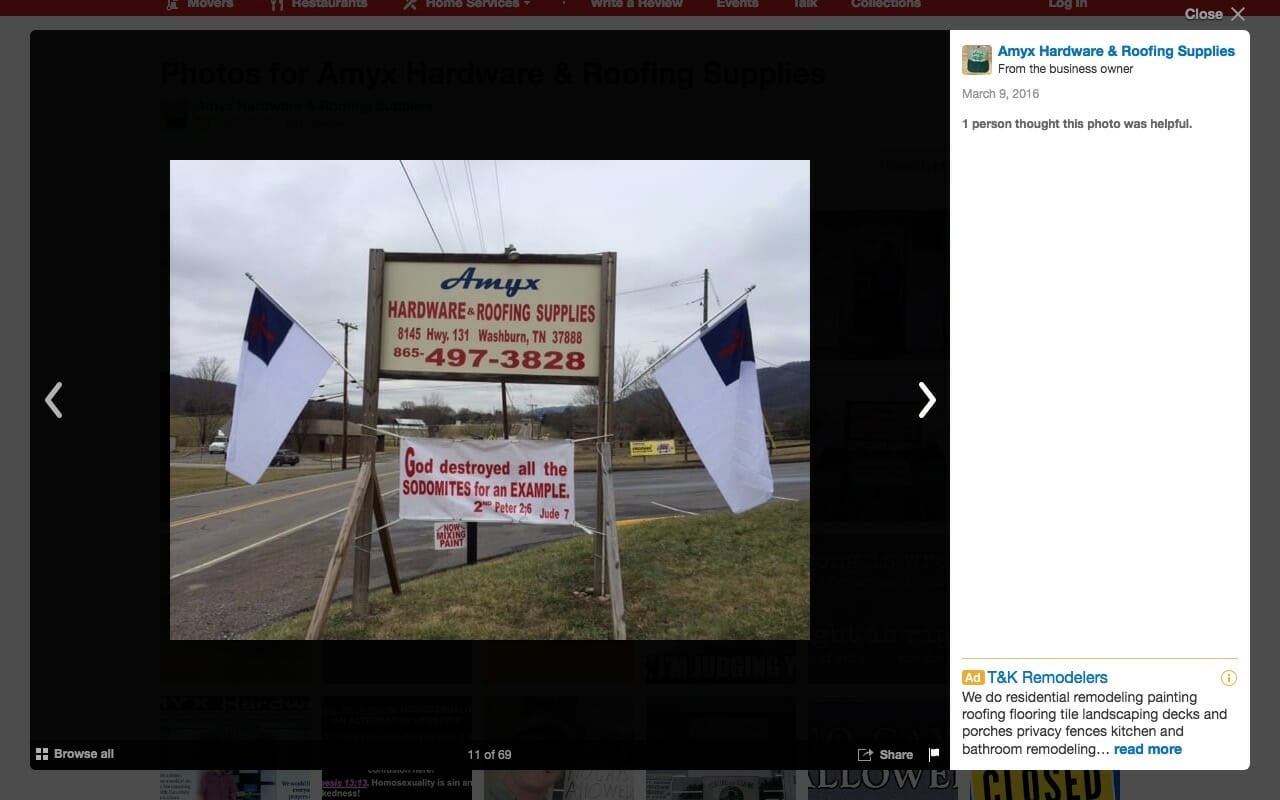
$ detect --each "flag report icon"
[654,300,773,513]
[226,288,333,485]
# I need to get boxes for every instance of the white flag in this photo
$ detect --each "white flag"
[225,288,333,484]
[654,300,773,513]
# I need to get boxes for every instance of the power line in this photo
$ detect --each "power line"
[434,160,466,250]
[648,296,703,312]
[440,161,468,251]
[617,275,703,296]
[463,159,486,252]
[493,160,508,246]
[398,160,444,252]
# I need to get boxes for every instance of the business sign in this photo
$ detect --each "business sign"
[380,255,602,382]
[432,521,467,550]
[629,439,676,457]
[970,771,1119,800]
[399,437,575,525]
[804,771,960,799]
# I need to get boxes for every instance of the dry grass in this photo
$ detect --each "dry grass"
[169,466,336,497]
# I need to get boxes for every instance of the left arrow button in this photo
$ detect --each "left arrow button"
[46,382,63,419]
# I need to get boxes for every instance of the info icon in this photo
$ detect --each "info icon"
[962,45,993,75]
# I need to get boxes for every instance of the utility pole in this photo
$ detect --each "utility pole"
[337,320,358,469]
[501,382,510,439]
[702,268,709,327]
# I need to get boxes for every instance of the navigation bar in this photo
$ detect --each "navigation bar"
[3,1,1267,18]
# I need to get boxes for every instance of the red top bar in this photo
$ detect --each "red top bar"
[0,0,1262,17]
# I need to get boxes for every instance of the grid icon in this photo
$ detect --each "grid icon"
[35,747,49,761]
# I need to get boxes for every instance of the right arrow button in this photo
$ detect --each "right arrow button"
[918,382,935,419]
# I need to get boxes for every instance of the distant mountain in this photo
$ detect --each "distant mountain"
[617,360,809,416]
[756,360,809,413]
[532,405,573,416]
[170,373,235,415]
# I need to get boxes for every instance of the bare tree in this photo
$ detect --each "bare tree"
[187,356,231,447]
[419,392,455,429]
[614,346,643,400]
[639,345,679,437]
[574,345,643,407]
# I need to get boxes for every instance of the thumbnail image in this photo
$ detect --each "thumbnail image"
[961,46,992,75]
[476,771,792,800]
[158,770,321,800]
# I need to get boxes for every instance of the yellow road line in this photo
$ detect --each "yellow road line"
[617,515,676,528]
[170,472,396,529]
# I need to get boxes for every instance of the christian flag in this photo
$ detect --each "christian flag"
[225,288,333,484]
[654,300,773,513]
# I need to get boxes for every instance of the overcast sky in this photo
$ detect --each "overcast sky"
[170,160,809,415]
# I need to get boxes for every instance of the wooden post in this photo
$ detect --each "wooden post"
[370,471,401,595]
[600,442,626,640]
[594,252,617,596]
[466,521,478,565]
[306,462,373,640]
[353,248,385,616]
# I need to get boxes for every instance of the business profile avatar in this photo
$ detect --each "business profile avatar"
[962,45,993,75]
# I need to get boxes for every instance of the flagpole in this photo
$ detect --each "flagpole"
[244,272,360,385]
[617,284,757,397]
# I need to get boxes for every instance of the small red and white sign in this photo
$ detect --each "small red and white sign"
[433,521,467,550]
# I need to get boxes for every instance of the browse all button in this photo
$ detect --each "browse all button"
[46,382,63,419]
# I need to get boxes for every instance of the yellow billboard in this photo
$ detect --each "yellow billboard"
[630,440,677,457]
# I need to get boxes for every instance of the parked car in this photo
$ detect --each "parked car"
[208,435,227,455]
[270,449,300,466]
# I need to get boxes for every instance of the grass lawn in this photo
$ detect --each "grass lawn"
[249,500,810,640]
[170,466,336,497]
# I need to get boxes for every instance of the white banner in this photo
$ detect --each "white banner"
[433,521,467,550]
[400,438,575,525]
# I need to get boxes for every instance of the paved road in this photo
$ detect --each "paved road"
[169,459,809,639]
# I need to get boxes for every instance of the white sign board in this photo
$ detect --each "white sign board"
[399,437,575,525]
[381,258,602,381]
[432,521,467,550]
